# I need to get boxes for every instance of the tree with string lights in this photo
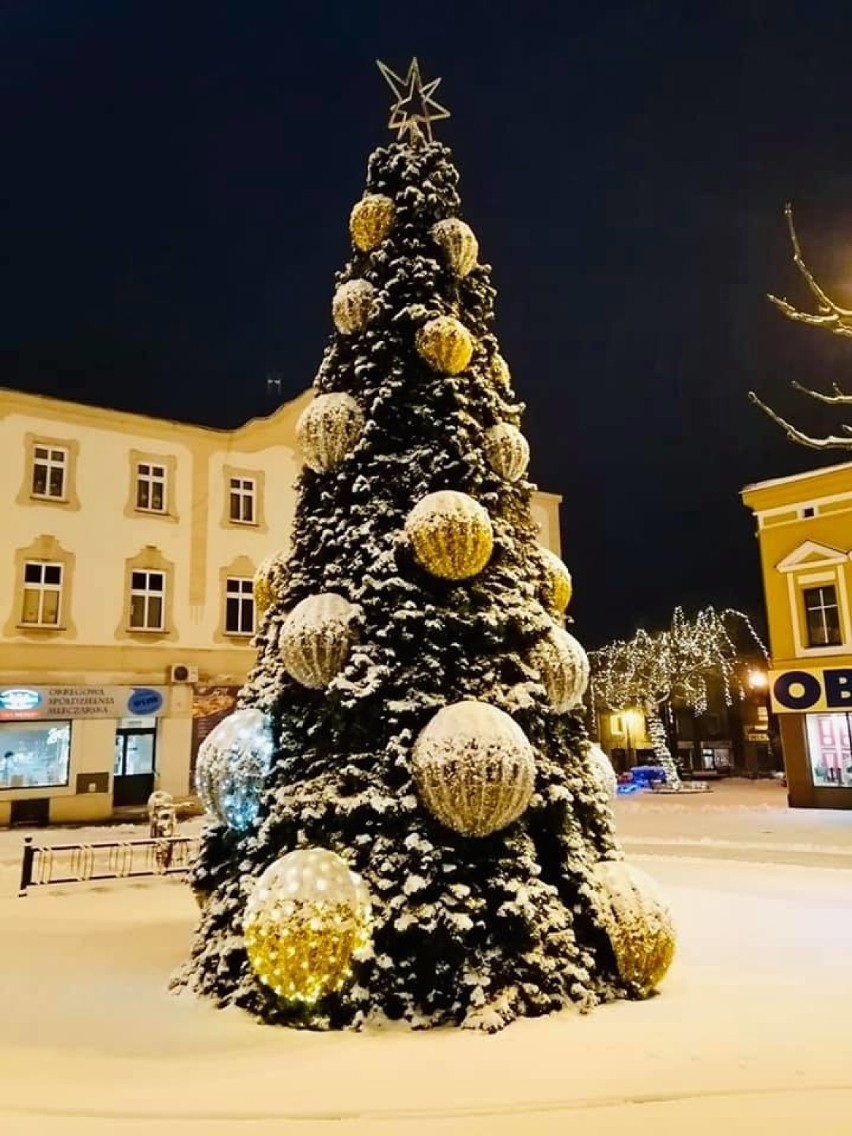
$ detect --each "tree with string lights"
[750,204,852,449]
[590,607,767,789]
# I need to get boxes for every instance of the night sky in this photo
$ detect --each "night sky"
[5,1,852,646]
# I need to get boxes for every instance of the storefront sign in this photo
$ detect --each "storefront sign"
[770,667,852,713]
[190,686,239,776]
[0,685,168,722]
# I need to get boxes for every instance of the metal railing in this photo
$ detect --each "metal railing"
[18,834,200,897]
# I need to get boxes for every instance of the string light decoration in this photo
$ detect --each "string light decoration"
[244,849,372,1004]
[590,606,768,790]
[750,204,852,449]
[195,708,275,832]
[594,860,676,994]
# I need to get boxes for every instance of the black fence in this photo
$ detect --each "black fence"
[18,834,200,897]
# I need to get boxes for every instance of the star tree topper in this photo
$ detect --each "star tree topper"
[376,57,451,142]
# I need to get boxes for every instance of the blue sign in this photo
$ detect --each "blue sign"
[127,688,164,716]
[0,688,44,717]
[771,667,852,712]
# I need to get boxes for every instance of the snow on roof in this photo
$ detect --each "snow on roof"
[741,458,852,495]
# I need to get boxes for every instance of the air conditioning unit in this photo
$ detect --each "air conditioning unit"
[169,664,199,684]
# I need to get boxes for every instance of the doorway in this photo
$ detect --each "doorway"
[113,716,158,806]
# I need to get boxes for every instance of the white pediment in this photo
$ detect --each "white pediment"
[776,540,850,573]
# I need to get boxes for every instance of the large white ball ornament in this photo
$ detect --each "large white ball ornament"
[531,626,589,712]
[195,708,274,832]
[244,849,372,1004]
[405,490,493,581]
[593,860,676,994]
[484,423,530,482]
[280,593,356,689]
[412,701,536,836]
[431,218,479,277]
[586,742,618,800]
[332,279,377,334]
[296,393,364,473]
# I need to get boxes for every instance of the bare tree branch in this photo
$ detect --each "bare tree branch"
[778,202,852,330]
[766,293,852,335]
[791,380,852,404]
[748,390,852,449]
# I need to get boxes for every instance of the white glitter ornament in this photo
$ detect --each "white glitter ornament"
[484,423,530,482]
[404,490,493,581]
[244,848,372,1004]
[412,700,536,836]
[296,393,364,473]
[431,218,479,277]
[195,708,274,832]
[586,742,618,800]
[332,279,377,334]
[593,860,676,994]
[280,593,356,689]
[531,625,589,712]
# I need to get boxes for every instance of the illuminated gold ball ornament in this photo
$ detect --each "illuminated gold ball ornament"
[492,353,511,389]
[431,218,479,277]
[244,849,372,1005]
[279,593,356,689]
[484,423,530,482]
[253,552,287,619]
[531,625,589,712]
[296,393,365,473]
[586,741,618,800]
[349,194,395,251]
[405,490,493,581]
[332,279,377,334]
[415,316,474,374]
[540,547,573,614]
[412,700,536,836]
[593,860,676,994]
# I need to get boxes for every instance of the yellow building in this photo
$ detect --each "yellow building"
[742,461,852,809]
[0,387,563,826]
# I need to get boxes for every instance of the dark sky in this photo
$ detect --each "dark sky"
[5,1,852,646]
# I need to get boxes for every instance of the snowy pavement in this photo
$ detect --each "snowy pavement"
[1,784,851,1134]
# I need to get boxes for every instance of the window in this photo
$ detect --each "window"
[129,570,165,631]
[136,463,167,512]
[801,506,816,519]
[803,585,842,647]
[21,561,63,626]
[225,577,255,636]
[0,721,71,789]
[229,477,256,524]
[31,446,67,499]
[806,713,852,789]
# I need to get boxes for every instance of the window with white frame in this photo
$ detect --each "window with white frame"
[225,577,254,636]
[803,585,842,647]
[135,462,167,512]
[21,561,63,626]
[31,446,68,500]
[228,477,256,524]
[129,570,165,631]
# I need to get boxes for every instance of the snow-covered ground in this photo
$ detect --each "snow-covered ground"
[2,783,851,1135]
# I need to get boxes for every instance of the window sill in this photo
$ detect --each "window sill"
[17,623,66,631]
[224,631,255,639]
[133,508,170,517]
[227,519,259,527]
[126,626,167,634]
[29,495,69,504]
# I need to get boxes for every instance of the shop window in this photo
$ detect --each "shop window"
[229,477,256,524]
[31,446,67,500]
[802,585,842,647]
[21,561,63,626]
[806,713,852,789]
[0,721,71,789]
[225,577,255,635]
[129,570,165,631]
[136,462,167,512]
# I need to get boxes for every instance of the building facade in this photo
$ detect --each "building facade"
[742,461,852,809]
[0,387,563,826]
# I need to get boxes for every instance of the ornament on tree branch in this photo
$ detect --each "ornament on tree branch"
[405,490,493,580]
[491,353,511,389]
[280,593,356,689]
[350,194,395,251]
[244,849,372,1004]
[296,393,365,473]
[484,423,530,482]
[416,316,474,374]
[253,552,287,620]
[332,279,378,334]
[593,860,676,994]
[431,218,479,277]
[539,547,573,614]
[412,700,536,836]
[195,708,274,832]
[530,625,589,712]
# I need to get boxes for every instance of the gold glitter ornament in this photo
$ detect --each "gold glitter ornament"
[416,316,474,374]
[253,552,287,619]
[540,547,573,614]
[244,848,371,1005]
[279,592,356,689]
[405,490,493,580]
[484,423,530,482]
[530,624,589,712]
[332,279,377,334]
[296,393,364,473]
[349,194,395,251]
[431,218,479,277]
[594,860,676,994]
[412,700,536,836]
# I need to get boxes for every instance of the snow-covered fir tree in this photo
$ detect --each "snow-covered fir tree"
[176,61,675,1032]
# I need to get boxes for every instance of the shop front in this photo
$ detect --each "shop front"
[770,665,852,808]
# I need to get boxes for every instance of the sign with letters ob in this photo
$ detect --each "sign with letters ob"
[770,667,852,713]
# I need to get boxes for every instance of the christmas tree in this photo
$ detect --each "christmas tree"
[177,60,675,1032]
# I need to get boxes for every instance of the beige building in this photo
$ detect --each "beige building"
[0,387,563,826]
